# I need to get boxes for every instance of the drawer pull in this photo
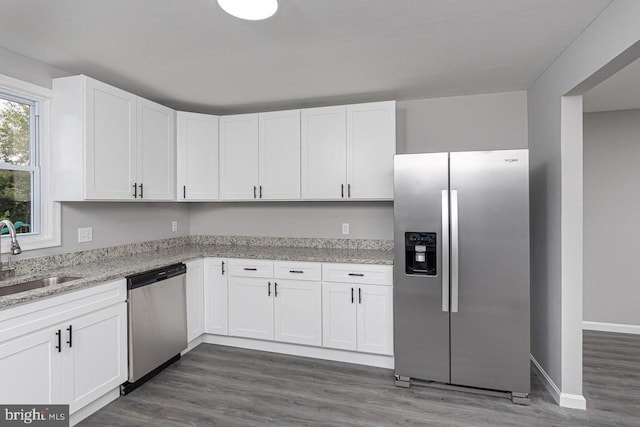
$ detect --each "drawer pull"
[289,270,304,274]
[55,329,62,353]
[268,282,271,296]
[348,273,365,277]
[244,268,258,271]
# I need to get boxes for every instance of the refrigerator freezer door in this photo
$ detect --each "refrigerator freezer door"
[449,149,530,393]
[393,153,450,384]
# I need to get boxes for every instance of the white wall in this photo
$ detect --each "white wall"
[583,109,640,327]
[527,0,640,407]
[191,91,528,240]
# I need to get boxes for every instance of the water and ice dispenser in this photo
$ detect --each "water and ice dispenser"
[405,232,437,275]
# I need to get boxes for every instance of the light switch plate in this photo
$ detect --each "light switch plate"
[342,223,350,235]
[78,227,93,243]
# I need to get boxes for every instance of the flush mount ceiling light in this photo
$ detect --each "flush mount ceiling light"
[217,0,278,21]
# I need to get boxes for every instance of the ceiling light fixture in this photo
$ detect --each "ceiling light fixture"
[217,0,278,21]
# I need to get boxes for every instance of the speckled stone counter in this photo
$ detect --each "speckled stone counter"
[0,243,393,310]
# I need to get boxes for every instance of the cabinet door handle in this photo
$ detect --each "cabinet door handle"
[66,325,73,348]
[348,273,364,277]
[132,183,137,198]
[268,282,271,296]
[351,287,354,304]
[259,185,263,199]
[55,329,61,352]
[358,288,362,304]
[289,270,304,274]
[348,183,351,198]
[341,184,344,198]
[139,183,144,198]
[244,267,257,271]
[221,261,225,275]
[274,282,278,297]
[254,186,257,199]
[183,185,186,199]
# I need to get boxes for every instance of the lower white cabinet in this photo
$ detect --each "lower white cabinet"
[228,277,274,340]
[273,279,322,346]
[185,259,205,342]
[64,303,128,413]
[322,282,393,355]
[204,258,229,335]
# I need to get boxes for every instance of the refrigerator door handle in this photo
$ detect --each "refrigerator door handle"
[441,189,450,312]
[451,189,459,313]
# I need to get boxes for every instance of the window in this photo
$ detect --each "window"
[0,73,60,252]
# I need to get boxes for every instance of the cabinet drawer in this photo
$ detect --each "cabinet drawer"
[274,261,322,282]
[322,263,392,286]
[228,259,274,278]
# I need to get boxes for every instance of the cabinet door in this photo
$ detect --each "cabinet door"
[346,101,395,199]
[356,284,393,355]
[228,277,273,340]
[273,279,321,346]
[177,112,219,200]
[85,78,137,200]
[301,106,347,200]
[185,259,205,342]
[204,258,228,336]
[137,97,176,200]
[220,114,259,200]
[63,303,127,414]
[259,110,301,200]
[0,326,63,404]
[321,282,357,351]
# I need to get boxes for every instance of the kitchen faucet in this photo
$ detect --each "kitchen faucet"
[0,220,22,276]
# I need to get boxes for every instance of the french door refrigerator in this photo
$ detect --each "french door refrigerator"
[393,149,530,403]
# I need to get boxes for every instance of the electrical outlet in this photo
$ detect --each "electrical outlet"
[342,223,350,235]
[171,221,178,232]
[78,227,93,243]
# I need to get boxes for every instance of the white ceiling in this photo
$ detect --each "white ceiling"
[583,56,640,113]
[0,0,611,114]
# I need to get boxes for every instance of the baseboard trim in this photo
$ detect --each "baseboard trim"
[182,335,204,355]
[202,334,395,369]
[70,387,119,426]
[583,321,640,335]
[530,355,586,410]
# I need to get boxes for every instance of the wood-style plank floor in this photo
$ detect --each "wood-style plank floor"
[81,331,640,426]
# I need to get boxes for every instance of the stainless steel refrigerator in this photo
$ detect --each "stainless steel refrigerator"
[393,149,530,403]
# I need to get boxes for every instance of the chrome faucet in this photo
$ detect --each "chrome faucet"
[0,220,22,273]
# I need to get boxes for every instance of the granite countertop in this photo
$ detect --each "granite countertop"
[0,244,393,310]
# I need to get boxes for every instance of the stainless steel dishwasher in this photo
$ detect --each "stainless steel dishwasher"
[121,263,187,395]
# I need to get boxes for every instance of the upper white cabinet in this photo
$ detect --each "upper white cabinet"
[219,114,260,200]
[301,101,395,200]
[177,112,219,201]
[259,110,301,200]
[52,75,176,201]
[301,106,347,200]
[220,110,301,200]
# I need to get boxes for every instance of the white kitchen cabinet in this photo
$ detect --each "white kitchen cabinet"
[228,276,274,340]
[0,326,63,404]
[137,97,176,200]
[51,75,176,201]
[177,112,219,200]
[63,303,127,413]
[301,101,395,200]
[346,101,395,199]
[259,110,301,200]
[185,259,205,342]
[204,258,228,336]
[219,114,260,200]
[355,284,394,355]
[301,105,347,200]
[322,282,357,351]
[273,279,322,346]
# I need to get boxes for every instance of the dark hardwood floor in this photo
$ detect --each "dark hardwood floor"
[81,331,640,426]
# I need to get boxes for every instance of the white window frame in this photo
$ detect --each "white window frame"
[0,73,61,252]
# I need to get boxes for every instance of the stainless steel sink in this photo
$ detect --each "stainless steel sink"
[0,276,82,297]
